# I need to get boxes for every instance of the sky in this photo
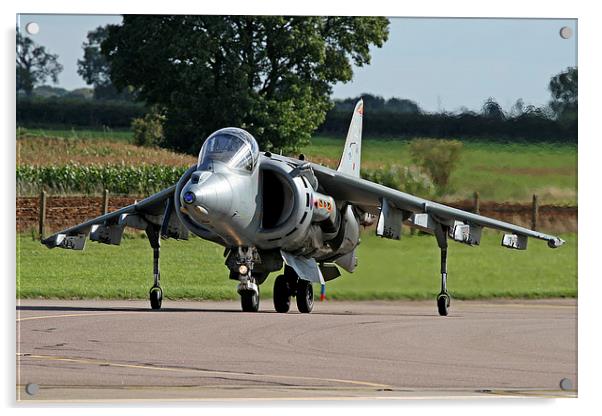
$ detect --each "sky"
[17,14,577,113]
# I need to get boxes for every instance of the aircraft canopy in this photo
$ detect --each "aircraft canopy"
[198,128,259,172]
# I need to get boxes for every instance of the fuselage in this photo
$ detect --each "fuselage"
[176,127,361,269]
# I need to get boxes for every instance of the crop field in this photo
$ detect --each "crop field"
[17,136,195,167]
[16,128,577,204]
[17,230,576,301]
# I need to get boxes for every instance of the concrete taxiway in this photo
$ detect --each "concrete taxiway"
[16,298,577,402]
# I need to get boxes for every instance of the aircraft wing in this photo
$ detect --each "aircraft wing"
[42,185,187,250]
[310,163,565,249]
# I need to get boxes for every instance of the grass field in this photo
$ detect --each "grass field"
[17,230,576,301]
[17,126,133,142]
[302,137,577,204]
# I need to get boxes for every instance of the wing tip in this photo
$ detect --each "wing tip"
[41,234,60,249]
[548,237,566,249]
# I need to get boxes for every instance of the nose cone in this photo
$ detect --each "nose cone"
[181,172,232,223]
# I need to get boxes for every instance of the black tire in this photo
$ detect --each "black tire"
[296,279,314,313]
[149,286,163,310]
[241,287,260,312]
[437,293,450,316]
[273,275,291,313]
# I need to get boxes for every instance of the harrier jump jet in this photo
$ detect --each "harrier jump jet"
[42,100,565,316]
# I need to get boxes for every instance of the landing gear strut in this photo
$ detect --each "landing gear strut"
[435,223,451,316]
[273,266,314,314]
[146,225,163,310]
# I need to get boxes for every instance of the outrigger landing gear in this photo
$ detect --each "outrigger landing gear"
[146,225,163,310]
[273,266,314,314]
[435,223,451,316]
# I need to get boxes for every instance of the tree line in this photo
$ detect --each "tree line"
[17,16,577,150]
[319,92,576,143]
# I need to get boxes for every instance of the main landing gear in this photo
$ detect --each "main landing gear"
[146,225,163,310]
[273,266,314,314]
[434,223,451,316]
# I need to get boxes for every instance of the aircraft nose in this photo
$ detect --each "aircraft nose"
[181,172,232,222]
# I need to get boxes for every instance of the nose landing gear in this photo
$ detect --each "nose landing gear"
[235,247,261,312]
[239,282,260,312]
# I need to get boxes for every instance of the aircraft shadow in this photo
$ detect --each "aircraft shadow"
[16,304,442,318]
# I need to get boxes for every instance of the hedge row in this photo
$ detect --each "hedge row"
[16,97,147,128]
[319,110,577,143]
[17,97,577,143]
[16,165,187,195]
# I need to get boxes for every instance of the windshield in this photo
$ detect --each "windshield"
[197,128,259,172]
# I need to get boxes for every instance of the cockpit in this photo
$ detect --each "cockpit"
[197,128,260,173]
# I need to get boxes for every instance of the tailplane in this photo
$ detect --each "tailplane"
[337,99,363,177]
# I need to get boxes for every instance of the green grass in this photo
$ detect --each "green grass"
[17,230,576,301]
[17,126,133,143]
[302,137,577,205]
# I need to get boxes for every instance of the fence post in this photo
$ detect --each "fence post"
[38,190,47,240]
[102,189,110,215]
[531,194,539,231]
[473,191,480,214]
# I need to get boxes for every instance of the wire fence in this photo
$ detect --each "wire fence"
[16,192,577,236]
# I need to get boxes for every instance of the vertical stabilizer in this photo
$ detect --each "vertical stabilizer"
[337,99,363,177]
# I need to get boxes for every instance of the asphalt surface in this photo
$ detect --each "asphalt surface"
[16,298,577,402]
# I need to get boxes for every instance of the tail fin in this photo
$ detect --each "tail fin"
[337,99,363,177]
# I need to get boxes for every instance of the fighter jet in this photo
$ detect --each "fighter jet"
[42,100,565,316]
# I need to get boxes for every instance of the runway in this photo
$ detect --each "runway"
[16,298,577,402]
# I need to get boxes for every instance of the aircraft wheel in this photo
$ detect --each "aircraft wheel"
[296,279,314,313]
[149,286,163,310]
[241,287,260,312]
[273,275,291,313]
[437,293,450,316]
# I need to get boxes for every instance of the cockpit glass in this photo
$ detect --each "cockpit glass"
[197,130,259,172]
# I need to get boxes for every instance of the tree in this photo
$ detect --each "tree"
[77,25,132,100]
[409,139,463,195]
[385,97,421,114]
[509,98,524,117]
[481,97,505,120]
[102,15,389,153]
[16,31,63,96]
[549,67,577,124]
